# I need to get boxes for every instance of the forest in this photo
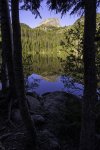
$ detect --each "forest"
[0,0,100,150]
[20,14,100,83]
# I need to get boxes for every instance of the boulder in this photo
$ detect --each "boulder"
[26,95,41,113]
[43,91,69,114]
[12,96,42,124]
[26,91,40,100]
[32,114,45,126]
[12,109,45,128]
[0,142,5,150]
[42,91,81,140]
[38,129,60,150]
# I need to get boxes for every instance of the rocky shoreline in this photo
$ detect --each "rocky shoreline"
[0,91,100,150]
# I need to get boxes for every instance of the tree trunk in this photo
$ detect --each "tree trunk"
[1,0,16,97]
[1,52,8,92]
[11,0,37,147]
[79,0,97,150]
[0,0,8,92]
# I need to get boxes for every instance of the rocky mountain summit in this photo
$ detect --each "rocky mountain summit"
[38,18,61,27]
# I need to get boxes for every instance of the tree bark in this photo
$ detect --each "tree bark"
[1,52,8,92]
[79,0,97,150]
[1,0,16,97]
[11,0,37,147]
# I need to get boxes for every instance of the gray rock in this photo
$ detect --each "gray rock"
[32,115,45,125]
[26,91,40,99]
[43,91,68,114]
[38,18,61,27]
[0,142,5,150]
[26,95,41,113]
[38,129,60,150]
[42,91,81,138]
[12,96,42,123]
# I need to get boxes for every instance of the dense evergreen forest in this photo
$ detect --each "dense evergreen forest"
[0,14,100,81]
[21,24,64,54]
[21,13,100,54]
[21,14,100,54]
[20,14,100,84]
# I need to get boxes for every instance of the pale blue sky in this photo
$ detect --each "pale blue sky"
[19,1,100,28]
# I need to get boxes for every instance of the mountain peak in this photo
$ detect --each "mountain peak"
[38,18,61,27]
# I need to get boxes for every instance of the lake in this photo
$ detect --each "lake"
[23,51,84,97]
[23,51,67,77]
[0,51,99,99]
[25,73,84,98]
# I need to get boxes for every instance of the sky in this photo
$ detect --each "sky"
[19,1,80,28]
[19,1,100,28]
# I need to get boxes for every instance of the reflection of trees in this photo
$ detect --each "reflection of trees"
[23,52,66,76]
[60,75,83,96]
[60,74,100,100]
[23,54,34,76]
[25,76,42,92]
[60,75,74,89]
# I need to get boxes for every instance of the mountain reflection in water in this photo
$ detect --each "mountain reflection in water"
[25,74,84,97]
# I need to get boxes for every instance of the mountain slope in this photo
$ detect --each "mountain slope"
[20,14,100,55]
[38,18,61,27]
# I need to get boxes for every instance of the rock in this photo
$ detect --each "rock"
[43,91,68,114]
[42,91,81,139]
[26,95,41,113]
[0,142,5,150]
[26,91,40,100]
[43,91,81,115]
[38,129,60,150]
[11,91,81,148]
[12,96,42,123]
[32,115,45,126]
[38,18,61,27]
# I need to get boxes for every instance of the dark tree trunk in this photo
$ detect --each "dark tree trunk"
[0,0,8,92]
[1,0,16,97]
[1,51,8,92]
[80,0,97,150]
[11,0,37,147]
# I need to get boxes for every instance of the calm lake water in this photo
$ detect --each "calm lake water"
[23,52,84,97]
[23,51,67,77]
[0,51,99,99]
[25,73,84,97]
